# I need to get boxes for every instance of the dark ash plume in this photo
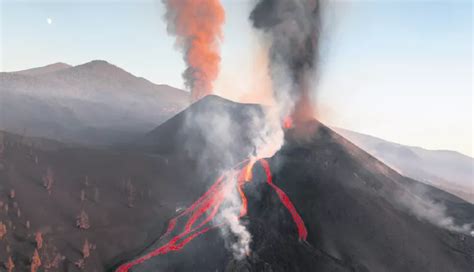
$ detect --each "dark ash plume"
[250,0,321,122]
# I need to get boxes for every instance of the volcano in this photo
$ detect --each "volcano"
[0,96,472,272]
[115,96,474,272]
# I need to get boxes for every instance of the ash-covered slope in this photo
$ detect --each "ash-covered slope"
[118,96,474,272]
[270,122,473,271]
[136,95,266,171]
[0,97,266,272]
[0,60,189,145]
[0,96,472,272]
[334,127,474,203]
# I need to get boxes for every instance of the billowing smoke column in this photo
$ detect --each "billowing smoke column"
[162,0,225,101]
[250,0,321,123]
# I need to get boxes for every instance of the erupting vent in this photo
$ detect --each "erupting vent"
[116,158,307,272]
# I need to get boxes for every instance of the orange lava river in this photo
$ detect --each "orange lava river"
[116,158,307,272]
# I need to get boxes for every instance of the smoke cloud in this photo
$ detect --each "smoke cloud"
[162,0,225,101]
[218,170,252,260]
[180,99,285,259]
[249,0,321,122]
[183,0,323,258]
[397,183,474,236]
[165,0,323,261]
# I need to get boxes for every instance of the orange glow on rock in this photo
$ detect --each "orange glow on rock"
[283,116,293,129]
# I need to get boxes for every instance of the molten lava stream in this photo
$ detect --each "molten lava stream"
[259,159,308,240]
[116,158,307,272]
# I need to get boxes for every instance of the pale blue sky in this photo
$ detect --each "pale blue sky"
[1,0,472,156]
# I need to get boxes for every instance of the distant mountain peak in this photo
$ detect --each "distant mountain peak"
[81,59,112,67]
[75,60,119,70]
[13,62,72,76]
[68,60,137,80]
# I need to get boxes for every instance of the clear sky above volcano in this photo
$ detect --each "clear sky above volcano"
[1,0,472,156]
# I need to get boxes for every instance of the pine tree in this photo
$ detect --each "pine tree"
[76,210,90,230]
[80,189,85,202]
[0,222,6,240]
[42,167,54,194]
[82,239,90,258]
[9,189,15,199]
[35,232,43,249]
[31,249,41,272]
[6,256,14,272]
[94,187,100,203]
[126,179,136,208]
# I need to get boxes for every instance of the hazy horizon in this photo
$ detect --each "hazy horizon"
[1,0,472,156]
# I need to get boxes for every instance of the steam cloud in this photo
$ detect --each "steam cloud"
[162,0,225,101]
[195,0,323,259]
[250,0,321,122]
[397,183,474,236]
[181,102,284,260]
[219,170,252,260]
[166,0,323,261]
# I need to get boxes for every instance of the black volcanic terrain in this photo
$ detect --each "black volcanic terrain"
[0,96,472,272]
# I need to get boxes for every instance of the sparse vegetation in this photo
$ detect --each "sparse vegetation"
[126,178,136,208]
[74,259,85,270]
[0,222,6,239]
[93,187,100,203]
[0,135,4,157]
[42,242,65,270]
[30,249,41,272]
[42,167,54,194]
[80,189,86,202]
[82,239,91,258]
[76,210,90,230]
[6,256,15,272]
[9,189,15,199]
[35,232,43,249]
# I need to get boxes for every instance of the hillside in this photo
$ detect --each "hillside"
[116,96,473,272]
[0,96,472,272]
[334,128,474,203]
[0,61,190,145]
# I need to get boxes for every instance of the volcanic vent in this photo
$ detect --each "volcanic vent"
[115,96,474,272]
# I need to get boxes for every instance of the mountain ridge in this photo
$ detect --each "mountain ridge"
[334,127,474,203]
[0,60,190,145]
[11,62,72,76]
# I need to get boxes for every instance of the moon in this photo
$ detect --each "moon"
[47,18,52,25]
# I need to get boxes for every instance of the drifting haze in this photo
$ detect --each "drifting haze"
[1,0,472,156]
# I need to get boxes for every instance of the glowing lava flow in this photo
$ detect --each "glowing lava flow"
[259,159,308,240]
[116,159,307,272]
